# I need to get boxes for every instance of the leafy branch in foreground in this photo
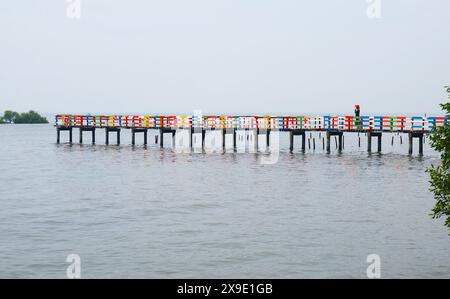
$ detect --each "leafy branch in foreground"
[428,86,450,234]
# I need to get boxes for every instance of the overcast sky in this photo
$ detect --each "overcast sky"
[0,1,449,115]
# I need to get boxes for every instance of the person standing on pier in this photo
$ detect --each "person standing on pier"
[355,104,361,130]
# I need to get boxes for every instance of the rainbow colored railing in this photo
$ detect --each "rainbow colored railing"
[55,115,447,132]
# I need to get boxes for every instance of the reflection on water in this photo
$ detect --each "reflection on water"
[0,124,449,278]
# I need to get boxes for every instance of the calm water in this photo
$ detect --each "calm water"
[0,124,449,278]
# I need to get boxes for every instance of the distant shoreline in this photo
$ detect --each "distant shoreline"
[0,123,50,125]
[0,110,48,124]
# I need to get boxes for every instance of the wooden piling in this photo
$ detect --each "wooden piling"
[419,134,423,155]
[377,135,382,152]
[326,131,331,153]
[202,129,206,149]
[172,131,176,148]
[233,129,237,151]
[223,129,226,151]
[302,132,306,152]
[289,130,294,152]
[252,129,258,152]
[408,133,413,155]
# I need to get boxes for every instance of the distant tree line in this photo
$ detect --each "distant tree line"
[0,110,48,124]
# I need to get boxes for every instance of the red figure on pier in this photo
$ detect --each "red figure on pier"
[355,104,361,129]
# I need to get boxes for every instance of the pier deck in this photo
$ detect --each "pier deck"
[55,114,448,155]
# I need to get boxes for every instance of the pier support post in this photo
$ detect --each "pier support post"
[56,126,73,144]
[159,128,164,148]
[289,129,307,152]
[174,129,191,151]
[105,127,120,145]
[191,128,203,151]
[367,131,382,153]
[326,130,343,153]
[131,128,148,146]
[248,129,258,153]
[258,129,270,152]
[408,132,424,155]
[78,127,95,144]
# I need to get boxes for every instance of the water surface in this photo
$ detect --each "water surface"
[0,124,449,278]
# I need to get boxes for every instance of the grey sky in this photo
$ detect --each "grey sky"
[0,1,449,115]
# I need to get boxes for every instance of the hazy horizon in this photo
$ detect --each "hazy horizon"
[1,1,449,115]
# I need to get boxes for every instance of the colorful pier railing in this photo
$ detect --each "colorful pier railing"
[56,115,447,132]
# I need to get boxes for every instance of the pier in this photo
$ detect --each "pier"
[55,114,448,155]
